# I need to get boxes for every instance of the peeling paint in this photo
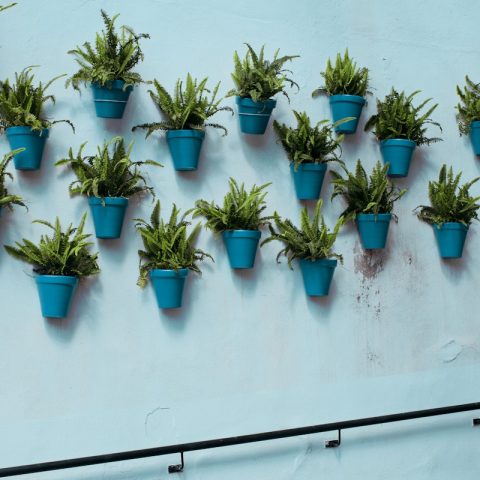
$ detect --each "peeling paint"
[439,340,463,363]
[353,243,385,280]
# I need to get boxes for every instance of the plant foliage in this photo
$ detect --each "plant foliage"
[273,111,346,169]
[364,88,441,145]
[66,10,149,90]
[132,74,233,136]
[0,3,15,12]
[55,136,160,199]
[0,67,74,132]
[227,43,299,102]
[456,76,480,135]
[193,178,272,233]
[135,200,213,287]
[0,149,26,210]
[331,160,407,218]
[415,165,480,226]
[312,50,370,97]
[261,199,344,268]
[5,214,100,277]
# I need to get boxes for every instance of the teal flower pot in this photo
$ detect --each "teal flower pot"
[329,94,365,134]
[356,213,392,249]
[434,222,468,258]
[380,139,416,177]
[166,130,205,171]
[236,97,276,135]
[299,258,337,296]
[91,80,132,119]
[470,121,480,156]
[6,126,49,170]
[35,275,79,318]
[222,230,261,269]
[88,197,128,239]
[290,162,327,200]
[150,268,189,309]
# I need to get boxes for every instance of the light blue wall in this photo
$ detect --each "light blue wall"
[1,0,480,478]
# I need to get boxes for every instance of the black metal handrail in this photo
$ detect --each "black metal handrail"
[1,402,479,477]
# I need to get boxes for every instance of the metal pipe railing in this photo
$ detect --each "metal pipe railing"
[1,401,479,477]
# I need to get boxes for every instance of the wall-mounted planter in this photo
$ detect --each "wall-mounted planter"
[35,275,79,318]
[299,258,337,296]
[236,97,276,134]
[380,139,416,177]
[470,121,480,156]
[6,127,49,170]
[91,80,133,119]
[222,230,261,269]
[356,213,392,249]
[166,130,205,171]
[88,197,128,239]
[329,94,365,134]
[150,268,189,309]
[290,163,327,200]
[433,222,468,258]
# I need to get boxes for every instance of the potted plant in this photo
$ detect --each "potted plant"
[66,10,150,119]
[262,199,343,296]
[0,149,27,216]
[364,88,442,177]
[193,178,272,269]
[331,160,406,249]
[55,136,160,239]
[456,76,480,155]
[132,74,232,171]
[273,111,348,200]
[415,165,480,259]
[4,214,100,318]
[0,67,74,170]
[227,44,299,135]
[135,201,213,309]
[312,50,370,134]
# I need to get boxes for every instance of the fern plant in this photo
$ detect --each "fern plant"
[0,3,15,12]
[273,111,345,169]
[0,67,74,132]
[193,178,272,233]
[66,10,149,90]
[331,160,407,218]
[312,50,370,97]
[135,200,213,287]
[456,76,480,135]
[5,214,100,277]
[227,44,299,102]
[0,149,26,210]
[55,136,160,199]
[415,165,480,226]
[364,88,441,145]
[132,74,233,136]
[261,199,344,268]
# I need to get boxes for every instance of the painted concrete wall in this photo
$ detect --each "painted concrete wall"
[1,0,480,478]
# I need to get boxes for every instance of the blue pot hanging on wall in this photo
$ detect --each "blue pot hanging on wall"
[36,275,79,318]
[236,97,276,134]
[290,163,327,200]
[433,222,468,258]
[470,121,480,156]
[150,268,189,309]
[88,197,129,239]
[356,213,392,249]
[380,139,416,177]
[91,80,132,119]
[299,258,337,296]
[6,126,49,170]
[166,130,205,171]
[329,94,365,134]
[222,230,261,269]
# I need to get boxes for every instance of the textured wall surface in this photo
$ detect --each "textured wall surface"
[1,0,480,479]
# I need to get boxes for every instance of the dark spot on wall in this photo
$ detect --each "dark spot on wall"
[353,244,385,280]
